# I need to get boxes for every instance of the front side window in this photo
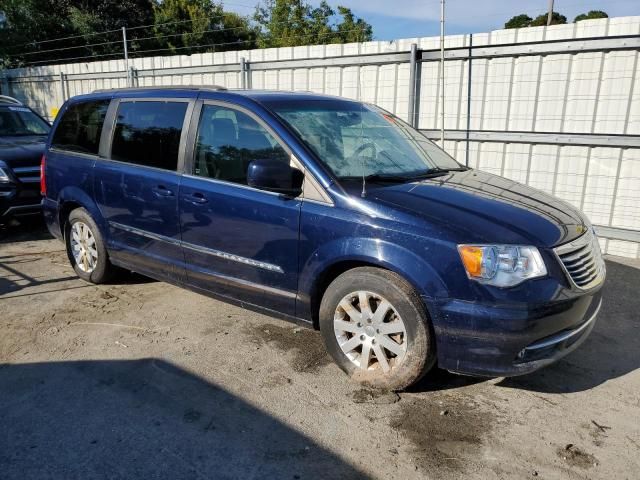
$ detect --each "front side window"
[194,104,290,185]
[0,106,50,136]
[51,100,109,154]
[269,100,462,179]
[111,101,188,171]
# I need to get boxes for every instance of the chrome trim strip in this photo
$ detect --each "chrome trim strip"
[109,221,181,246]
[108,221,284,273]
[181,241,284,273]
[553,229,606,291]
[48,147,99,160]
[12,166,40,174]
[189,265,295,298]
[525,299,602,351]
[18,177,40,183]
[182,173,285,198]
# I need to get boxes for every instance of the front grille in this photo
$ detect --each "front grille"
[554,229,605,290]
[11,166,40,184]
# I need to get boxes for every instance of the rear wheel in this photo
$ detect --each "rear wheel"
[65,208,115,284]
[319,267,435,390]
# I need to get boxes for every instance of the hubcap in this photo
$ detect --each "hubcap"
[70,221,98,273]
[333,290,407,373]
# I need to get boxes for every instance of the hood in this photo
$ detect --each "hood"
[363,169,588,248]
[0,136,47,168]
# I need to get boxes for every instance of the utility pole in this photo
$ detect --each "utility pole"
[122,27,130,86]
[440,0,445,145]
[547,0,554,26]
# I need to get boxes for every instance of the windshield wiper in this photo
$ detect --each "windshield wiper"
[340,166,470,184]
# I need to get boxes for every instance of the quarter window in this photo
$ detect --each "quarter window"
[194,105,289,185]
[51,100,109,155]
[111,101,188,171]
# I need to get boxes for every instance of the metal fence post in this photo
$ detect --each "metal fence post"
[122,26,130,87]
[0,74,10,96]
[465,34,473,167]
[408,43,419,128]
[59,72,66,103]
[240,57,246,89]
[129,66,138,87]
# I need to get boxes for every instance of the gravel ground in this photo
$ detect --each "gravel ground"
[1,218,639,480]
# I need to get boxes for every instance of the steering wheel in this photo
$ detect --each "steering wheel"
[348,142,377,162]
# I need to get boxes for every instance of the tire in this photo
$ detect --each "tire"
[65,208,115,284]
[319,267,435,390]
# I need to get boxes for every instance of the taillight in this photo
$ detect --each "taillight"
[40,154,46,196]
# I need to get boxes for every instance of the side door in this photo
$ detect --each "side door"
[94,98,194,282]
[179,101,302,315]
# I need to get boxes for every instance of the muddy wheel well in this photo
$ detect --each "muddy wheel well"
[310,260,385,329]
[58,201,81,238]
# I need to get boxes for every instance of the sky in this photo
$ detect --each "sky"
[223,0,640,40]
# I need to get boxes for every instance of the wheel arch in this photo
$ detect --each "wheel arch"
[57,187,106,240]
[300,238,449,329]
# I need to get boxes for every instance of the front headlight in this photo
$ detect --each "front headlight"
[0,167,10,183]
[457,244,547,287]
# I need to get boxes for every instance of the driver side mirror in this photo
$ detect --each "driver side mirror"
[247,159,304,197]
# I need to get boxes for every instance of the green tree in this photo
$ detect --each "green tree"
[574,10,608,22]
[254,0,373,48]
[152,0,257,54]
[0,0,156,67]
[530,11,567,27]
[504,14,532,29]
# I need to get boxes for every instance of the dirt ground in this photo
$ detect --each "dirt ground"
[1,218,639,480]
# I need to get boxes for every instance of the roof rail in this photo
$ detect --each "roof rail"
[0,95,23,106]
[92,85,228,94]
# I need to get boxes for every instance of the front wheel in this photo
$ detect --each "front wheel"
[65,208,115,284]
[319,267,435,390]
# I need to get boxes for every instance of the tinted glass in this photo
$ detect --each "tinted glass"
[269,100,461,178]
[194,104,289,185]
[0,106,49,136]
[111,101,187,170]
[51,100,109,154]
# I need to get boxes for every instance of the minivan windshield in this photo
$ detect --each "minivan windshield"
[269,100,462,179]
[0,106,50,136]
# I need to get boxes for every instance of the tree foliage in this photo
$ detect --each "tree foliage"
[0,0,373,68]
[574,10,608,22]
[254,0,373,48]
[506,9,608,29]
[504,14,532,29]
[530,11,567,26]
[152,0,257,55]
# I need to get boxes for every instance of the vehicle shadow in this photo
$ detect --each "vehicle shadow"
[0,215,52,244]
[0,359,367,480]
[411,258,640,395]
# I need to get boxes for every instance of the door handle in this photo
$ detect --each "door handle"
[184,192,208,205]
[152,185,174,197]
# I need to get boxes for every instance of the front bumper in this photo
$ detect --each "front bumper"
[427,288,603,377]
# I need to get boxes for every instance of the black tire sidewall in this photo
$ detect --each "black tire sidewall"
[65,208,112,284]
[319,267,435,390]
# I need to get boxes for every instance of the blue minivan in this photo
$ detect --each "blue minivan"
[42,87,605,389]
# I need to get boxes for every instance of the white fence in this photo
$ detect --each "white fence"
[2,16,640,259]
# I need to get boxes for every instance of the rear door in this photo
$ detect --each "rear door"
[94,98,193,281]
[179,101,302,315]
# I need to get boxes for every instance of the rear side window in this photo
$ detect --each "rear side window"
[51,100,109,155]
[111,101,187,171]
